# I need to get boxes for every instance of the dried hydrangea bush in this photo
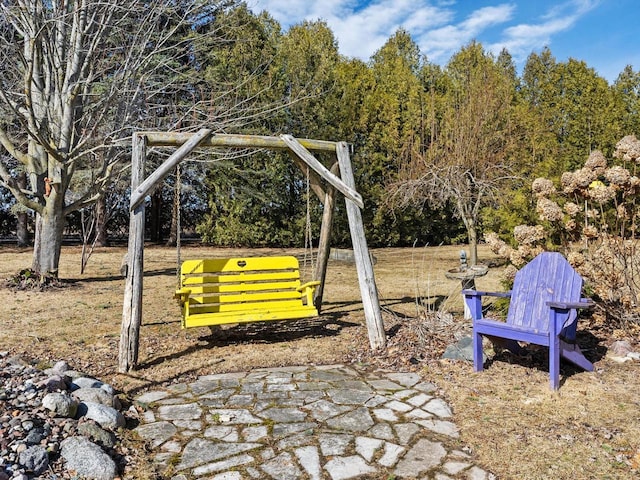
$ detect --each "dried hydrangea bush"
[486,135,640,327]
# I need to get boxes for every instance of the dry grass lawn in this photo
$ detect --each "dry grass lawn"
[1,244,639,479]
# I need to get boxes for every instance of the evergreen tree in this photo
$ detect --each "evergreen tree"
[613,65,640,136]
[391,42,519,263]
[358,29,429,245]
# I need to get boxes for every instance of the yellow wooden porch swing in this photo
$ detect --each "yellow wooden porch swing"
[118,130,385,372]
[172,159,320,329]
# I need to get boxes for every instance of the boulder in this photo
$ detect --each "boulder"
[77,402,126,430]
[72,387,119,409]
[60,436,117,480]
[78,422,117,448]
[70,377,103,390]
[42,392,78,418]
[39,375,69,392]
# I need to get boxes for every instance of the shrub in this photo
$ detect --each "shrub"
[487,135,640,328]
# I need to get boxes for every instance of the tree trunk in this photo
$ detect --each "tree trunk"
[467,221,479,266]
[166,176,179,247]
[16,211,29,247]
[16,172,29,247]
[94,194,109,247]
[32,195,65,277]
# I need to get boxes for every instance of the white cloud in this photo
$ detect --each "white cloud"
[486,0,600,61]
[250,0,601,69]
[418,4,515,61]
[328,1,453,59]
[251,0,456,59]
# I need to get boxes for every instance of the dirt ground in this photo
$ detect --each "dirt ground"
[1,244,639,479]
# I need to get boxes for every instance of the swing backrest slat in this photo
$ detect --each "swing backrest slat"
[175,256,319,328]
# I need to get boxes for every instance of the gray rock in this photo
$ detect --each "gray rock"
[72,387,119,408]
[24,427,45,445]
[303,399,350,421]
[77,402,126,430]
[100,383,115,395]
[71,377,103,390]
[60,436,117,480]
[385,372,422,387]
[134,421,178,448]
[416,419,460,438]
[318,433,352,456]
[294,446,322,480]
[52,361,70,373]
[191,453,254,477]
[326,407,374,432]
[327,388,373,405]
[39,375,69,392]
[135,390,170,405]
[261,452,302,480]
[78,422,117,448]
[324,455,376,480]
[42,392,78,418]
[158,403,203,421]
[6,356,28,367]
[442,336,484,362]
[18,445,48,474]
[258,407,306,423]
[424,398,453,418]
[394,438,446,477]
[177,438,261,471]
[395,422,421,445]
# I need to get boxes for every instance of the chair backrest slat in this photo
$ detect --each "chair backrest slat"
[506,252,583,333]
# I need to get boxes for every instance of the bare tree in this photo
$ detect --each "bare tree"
[391,43,519,265]
[0,0,222,277]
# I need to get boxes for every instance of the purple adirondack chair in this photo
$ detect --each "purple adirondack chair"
[463,251,594,390]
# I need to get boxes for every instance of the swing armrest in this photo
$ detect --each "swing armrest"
[298,281,321,292]
[298,281,320,308]
[174,288,192,305]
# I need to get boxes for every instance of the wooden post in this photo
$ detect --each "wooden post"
[130,128,212,211]
[281,135,363,209]
[313,162,339,311]
[119,134,147,372]
[336,142,386,351]
[288,151,326,203]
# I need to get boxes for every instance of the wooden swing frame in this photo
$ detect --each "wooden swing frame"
[118,129,385,372]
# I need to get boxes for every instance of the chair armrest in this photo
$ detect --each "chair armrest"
[297,281,320,308]
[297,281,321,292]
[462,290,511,321]
[462,290,512,298]
[548,299,594,341]
[547,300,594,310]
[174,288,192,305]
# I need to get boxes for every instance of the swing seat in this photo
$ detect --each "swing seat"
[175,256,320,329]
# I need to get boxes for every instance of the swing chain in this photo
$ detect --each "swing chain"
[304,166,314,277]
[176,163,182,285]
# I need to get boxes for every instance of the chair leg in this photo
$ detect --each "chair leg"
[473,330,484,372]
[549,335,560,390]
[560,340,594,371]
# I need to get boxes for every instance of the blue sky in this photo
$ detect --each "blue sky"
[248,0,639,83]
